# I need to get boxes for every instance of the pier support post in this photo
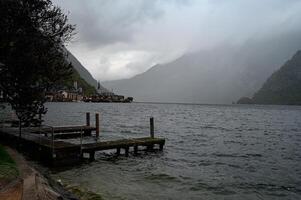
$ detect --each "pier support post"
[150,117,154,138]
[89,151,95,161]
[134,145,138,155]
[95,113,99,138]
[125,147,129,157]
[116,148,120,156]
[86,112,90,126]
[159,143,164,151]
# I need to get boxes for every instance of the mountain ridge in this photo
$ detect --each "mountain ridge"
[250,50,301,105]
[66,50,109,94]
[103,30,301,104]
[67,51,98,88]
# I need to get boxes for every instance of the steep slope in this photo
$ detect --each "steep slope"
[66,51,109,93]
[66,51,97,87]
[103,32,301,104]
[252,51,301,105]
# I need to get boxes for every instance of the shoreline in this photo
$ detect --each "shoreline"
[2,146,103,200]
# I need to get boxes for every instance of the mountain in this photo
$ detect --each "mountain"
[103,32,301,104]
[65,51,109,94]
[67,51,98,88]
[251,50,301,105]
[61,66,96,95]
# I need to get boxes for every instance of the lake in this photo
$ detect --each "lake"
[39,102,301,199]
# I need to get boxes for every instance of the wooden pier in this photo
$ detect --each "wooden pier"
[82,137,165,161]
[0,114,165,166]
[31,125,96,139]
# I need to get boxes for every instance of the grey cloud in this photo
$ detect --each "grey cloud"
[53,0,301,83]
[53,0,190,48]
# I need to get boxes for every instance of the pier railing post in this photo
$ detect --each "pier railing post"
[95,113,99,138]
[150,117,154,138]
[86,112,90,126]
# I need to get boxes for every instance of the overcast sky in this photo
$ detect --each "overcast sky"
[52,0,301,81]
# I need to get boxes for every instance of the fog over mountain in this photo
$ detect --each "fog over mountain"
[103,31,301,103]
[52,0,301,103]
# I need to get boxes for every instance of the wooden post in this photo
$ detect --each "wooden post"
[150,117,154,138]
[86,112,90,126]
[116,148,120,156]
[134,145,138,155]
[95,113,99,138]
[89,151,95,161]
[159,143,164,151]
[125,147,129,157]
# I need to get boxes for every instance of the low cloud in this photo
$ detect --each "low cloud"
[53,0,301,81]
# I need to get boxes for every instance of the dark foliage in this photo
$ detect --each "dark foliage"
[65,68,97,96]
[0,0,75,127]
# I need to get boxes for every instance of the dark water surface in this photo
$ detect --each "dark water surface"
[43,102,301,200]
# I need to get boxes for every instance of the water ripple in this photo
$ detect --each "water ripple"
[43,102,301,200]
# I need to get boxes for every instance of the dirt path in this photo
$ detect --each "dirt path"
[0,178,23,200]
[3,147,62,200]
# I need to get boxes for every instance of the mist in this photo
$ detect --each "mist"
[53,0,301,103]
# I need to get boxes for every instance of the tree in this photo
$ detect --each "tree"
[0,0,75,137]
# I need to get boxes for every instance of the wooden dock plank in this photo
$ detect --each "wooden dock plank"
[0,128,77,149]
[27,125,96,139]
[1,126,165,165]
[1,128,165,151]
[82,137,165,152]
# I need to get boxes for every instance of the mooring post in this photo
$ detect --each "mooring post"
[95,113,100,138]
[86,112,90,126]
[150,117,154,138]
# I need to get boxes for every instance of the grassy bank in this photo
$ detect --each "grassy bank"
[0,145,19,185]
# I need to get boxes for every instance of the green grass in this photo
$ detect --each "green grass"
[0,145,19,181]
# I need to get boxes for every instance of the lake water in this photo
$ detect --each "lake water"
[42,103,301,199]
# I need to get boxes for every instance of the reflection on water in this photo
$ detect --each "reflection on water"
[30,103,301,199]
